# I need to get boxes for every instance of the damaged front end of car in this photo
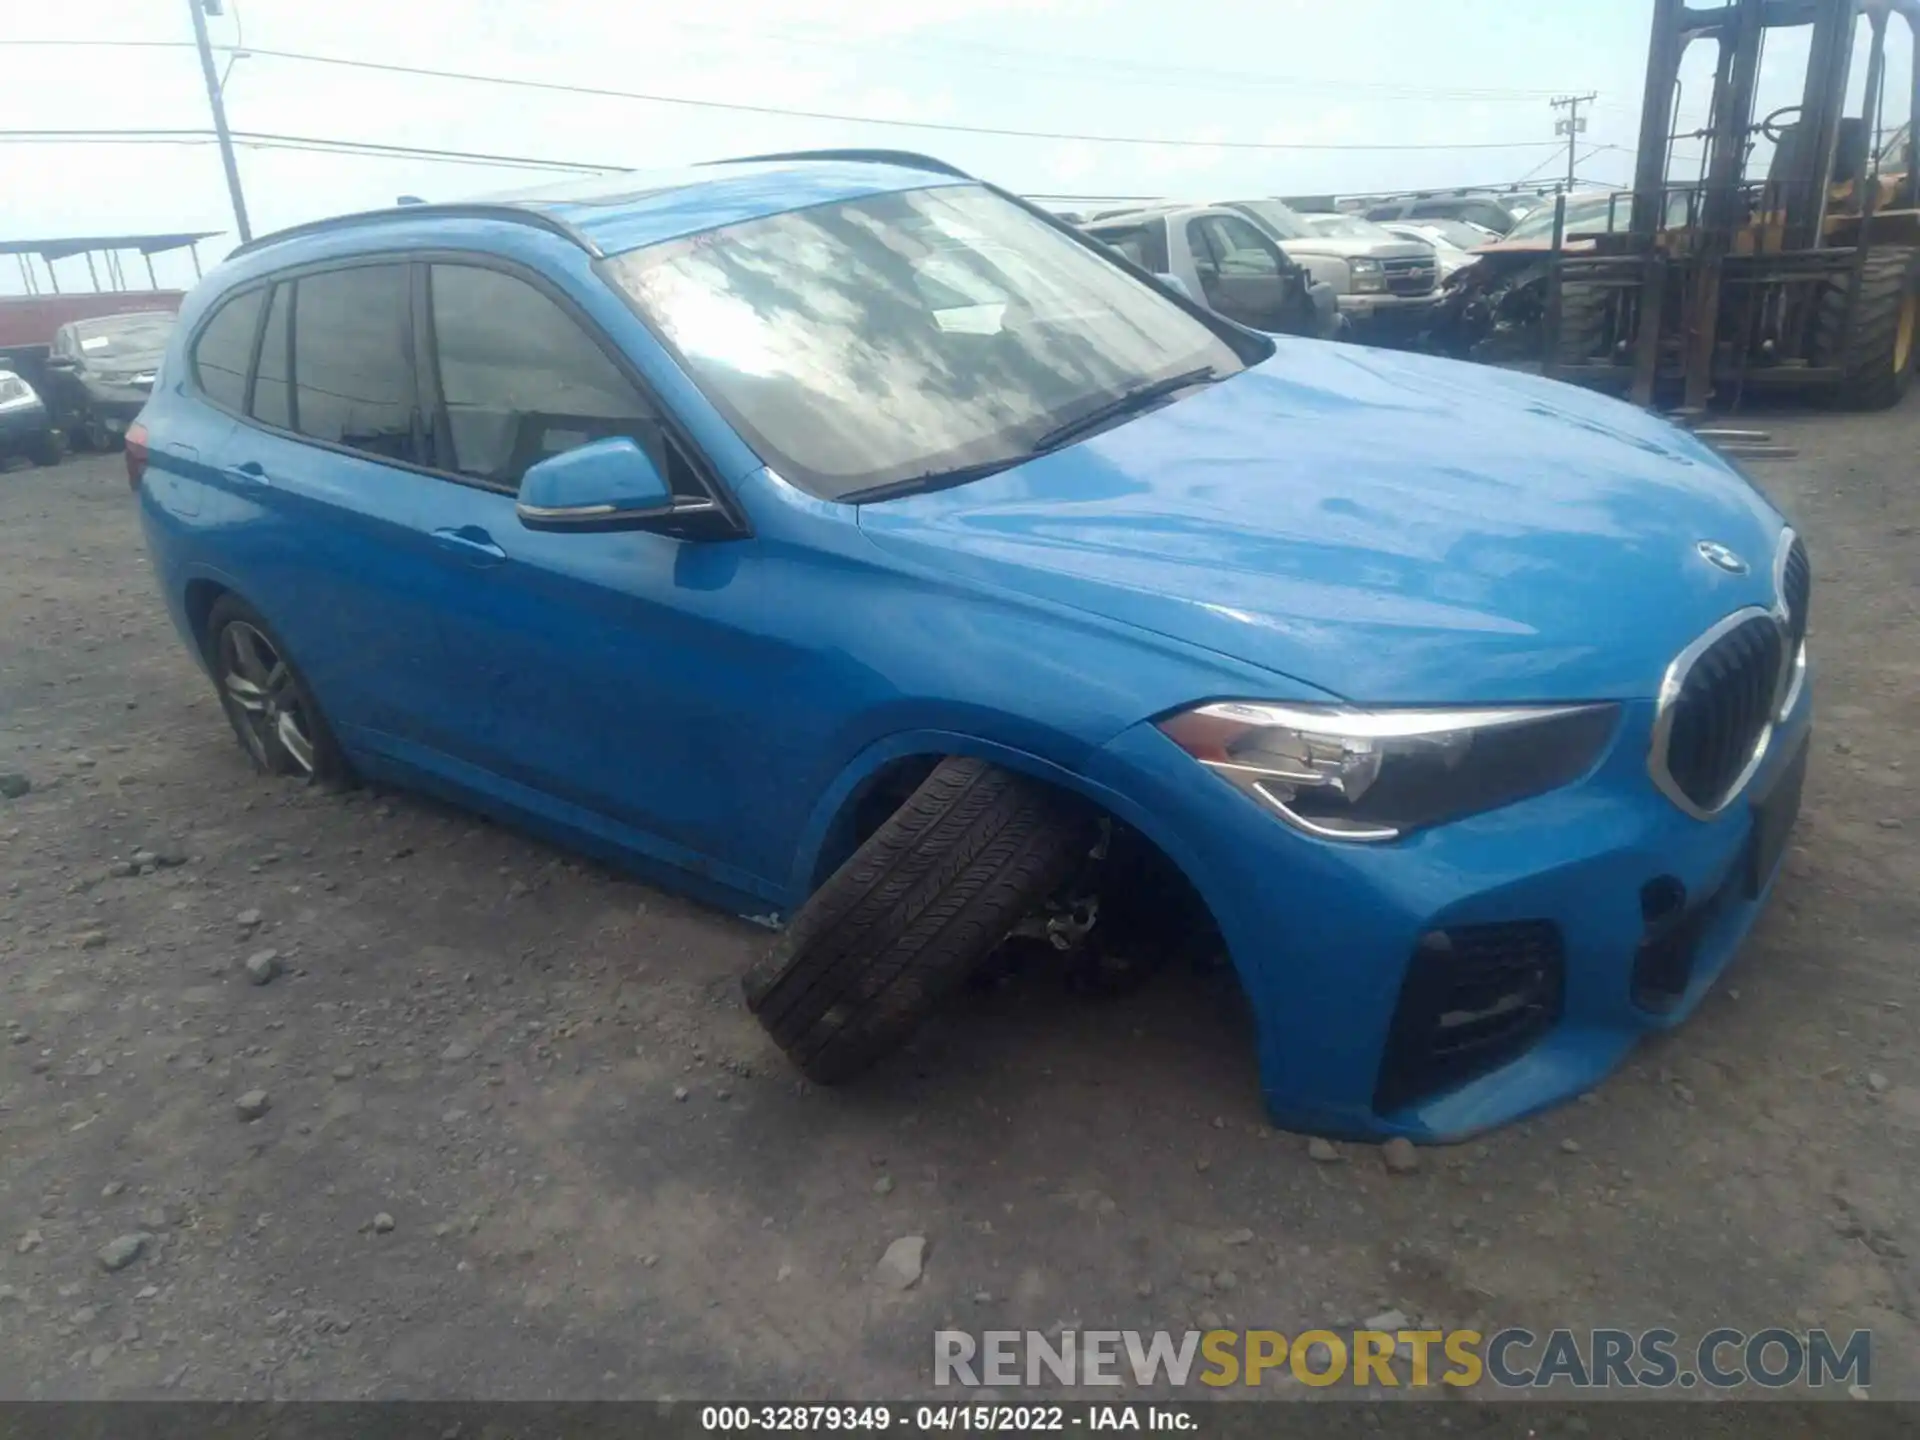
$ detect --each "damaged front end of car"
[1427,253,1552,364]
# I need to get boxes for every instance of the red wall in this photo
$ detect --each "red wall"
[0,291,185,350]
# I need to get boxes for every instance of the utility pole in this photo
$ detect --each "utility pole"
[188,0,251,242]
[1551,93,1597,190]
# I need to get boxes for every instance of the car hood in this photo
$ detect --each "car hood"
[855,343,1787,705]
[1277,237,1433,262]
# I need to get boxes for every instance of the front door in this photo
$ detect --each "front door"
[402,260,783,894]
[1186,214,1305,332]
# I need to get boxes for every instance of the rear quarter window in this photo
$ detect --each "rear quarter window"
[191,289,265,412]
[1088,221,1168,273]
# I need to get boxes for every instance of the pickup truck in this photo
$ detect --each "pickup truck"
[1216,198,1441,345]
[1079,204,1341,340]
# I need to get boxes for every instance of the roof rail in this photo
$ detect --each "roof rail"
[703,148,974,180]
[228,203,605,261]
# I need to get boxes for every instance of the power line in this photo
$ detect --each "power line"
[0,128,620,173]
[222,46,1573,153]
[0,37,1564,153]
[0,33,1580,104]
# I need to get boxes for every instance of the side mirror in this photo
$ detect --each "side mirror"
[46,356,78,371]
[1153,272,1195,302]
[517,437,680,532]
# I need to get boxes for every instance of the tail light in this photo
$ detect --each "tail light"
[125,421,150,491]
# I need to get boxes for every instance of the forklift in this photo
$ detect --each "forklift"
[1545,0,1920,412]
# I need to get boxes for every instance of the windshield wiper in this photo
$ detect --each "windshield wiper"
[1029,367,1221,454]
[841,367,1222,505]
[840,457,1027,505]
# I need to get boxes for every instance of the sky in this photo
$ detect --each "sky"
[2,0,1913,294]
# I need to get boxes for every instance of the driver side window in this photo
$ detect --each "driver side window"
[1187,215,1293,327]
[426,263,688,492]
[1186,219,1228,307]
[1204,216,1286,277]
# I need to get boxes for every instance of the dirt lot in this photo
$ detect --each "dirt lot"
[0,412,1915,1403]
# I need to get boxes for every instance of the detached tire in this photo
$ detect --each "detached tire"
[30,427,66,467]
[744,758,1091,1083]
[1811,245,1919,410]
[1551,281,1614,370]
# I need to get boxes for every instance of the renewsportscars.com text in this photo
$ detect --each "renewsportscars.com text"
[933,1327,1870,1390]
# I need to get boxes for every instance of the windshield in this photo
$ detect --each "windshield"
[71,313,174,361]
[1221,199,1314,240]
[1505,195,1623,242]
[1883,120,1912,167]
[1303,213,1401,241]
[1404,218,1490,251]
[608,184,1248,501]
[1384,225,1461,256]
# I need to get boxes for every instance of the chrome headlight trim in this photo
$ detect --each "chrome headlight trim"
[1164,701,1618,843]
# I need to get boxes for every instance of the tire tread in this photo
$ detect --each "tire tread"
[744,757,1087,1083]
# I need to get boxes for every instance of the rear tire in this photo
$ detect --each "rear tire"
[1811,245,1919,410]
[744,757,1091,1083]
[204,595,350,785]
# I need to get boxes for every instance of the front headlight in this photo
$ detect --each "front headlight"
[1349,257,1386,294]
[1158,701,1620,842]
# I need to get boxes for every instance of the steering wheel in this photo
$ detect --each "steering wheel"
[1759,104,1803,144]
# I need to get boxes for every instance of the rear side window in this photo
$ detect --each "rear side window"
[1088,221,1168,274]
[251,284,292,431]
[192,288,265,413]
[426,264,664,486]
[291,265,419,464]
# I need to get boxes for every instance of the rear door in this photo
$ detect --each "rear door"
[1185,214,1302,331]
[210,261,455,746]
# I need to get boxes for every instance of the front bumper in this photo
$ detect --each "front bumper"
[78,382,153,428]
[1338,292,1440,331]
[1086,678,1813,1142]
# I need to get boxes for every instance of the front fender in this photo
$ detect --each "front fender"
[783,727,1221,923]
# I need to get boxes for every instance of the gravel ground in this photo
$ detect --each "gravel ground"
[0,412,1915,1402]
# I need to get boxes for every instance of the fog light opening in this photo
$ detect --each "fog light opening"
[1640,876,1687,931]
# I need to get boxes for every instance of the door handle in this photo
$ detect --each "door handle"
[431,526,508,565]
[226,460,269,488]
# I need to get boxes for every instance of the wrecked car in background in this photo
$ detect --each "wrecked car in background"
[1376,219,1492,281]
[1428,191,1694,364]
[44,311,177,451]
[0,369,61,467]
[133,150,1810,1141]
[1365,189,1539,235]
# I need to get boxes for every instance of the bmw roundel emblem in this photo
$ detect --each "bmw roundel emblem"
[1695,541,1749,575]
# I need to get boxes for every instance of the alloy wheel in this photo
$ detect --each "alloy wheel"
[217,620,316,775]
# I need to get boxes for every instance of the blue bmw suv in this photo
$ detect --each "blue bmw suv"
[132,150,1811,1141]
